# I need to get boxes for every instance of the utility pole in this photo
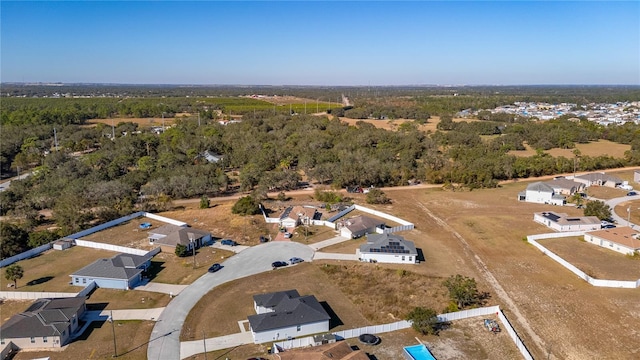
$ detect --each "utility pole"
[110,311,118,357]
[53,127,59,151]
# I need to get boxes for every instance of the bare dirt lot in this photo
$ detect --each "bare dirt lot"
[339,115,471,133]
[538,236,640,280]
[384,182,640,360]
[509,140,631,159]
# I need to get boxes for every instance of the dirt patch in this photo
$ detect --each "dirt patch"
[538,237,640,280]
[509,140,631,159]
[339,115,471,132]
[86,288,171,310]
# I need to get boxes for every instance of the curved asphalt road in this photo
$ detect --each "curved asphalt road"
[147,241,315,360]
[605,193,640,227]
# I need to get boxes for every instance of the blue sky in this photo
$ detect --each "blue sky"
[1,1,638,85]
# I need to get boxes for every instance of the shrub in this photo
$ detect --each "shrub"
[232,196,260,215]
[199,195,210,209]
[366,188,391,204]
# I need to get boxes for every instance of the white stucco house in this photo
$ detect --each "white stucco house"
[634,170,640,184]
[518,182,566,206]
[533,211,600,232]
[279,206,319,228]
[337,215,385,239]
[358,233,418,264]
[546,177,585,195]
[70,252,153,290]
[584,227,640,255]
[574,172,623,188]
[247,290,330,344]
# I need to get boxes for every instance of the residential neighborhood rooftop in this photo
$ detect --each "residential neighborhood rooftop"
[0,297,86,338]
[535,211,600,226]
[586,226,640,250]
[248,290,330,332]
[361,233,417,254]
[71,252,152,280]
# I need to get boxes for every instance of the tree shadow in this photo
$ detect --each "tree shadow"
[26,276,54,286]
[478,291,492,306]
[320,301,343,329]
[143,260,166,281]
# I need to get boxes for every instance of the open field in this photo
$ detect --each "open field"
[1,247,117,293]
[85,117,178,128]
[585,185,632,200]
[181,262,373,341]
[383,183,640,360]
[86,288,171,310]
[613,199,640,225]
[539,236,640,280]
[339,115,471,132]
[509,140,631,158]
[12,320,154,360]
[81,218,164,250]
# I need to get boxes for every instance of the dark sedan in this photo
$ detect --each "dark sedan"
[208,263,222,273]
[271,261,288,269]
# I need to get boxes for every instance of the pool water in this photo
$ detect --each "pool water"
[404,344,436,360]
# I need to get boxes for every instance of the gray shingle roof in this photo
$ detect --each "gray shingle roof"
[253,289,300,308]
[344,215,384,233]
[72,253,151,280]
[148,224,210,247]
[0,297,86,339]
[575,172,622,184]
[360,233,417,255]
[526,181,555,193]
[248,291,330,332]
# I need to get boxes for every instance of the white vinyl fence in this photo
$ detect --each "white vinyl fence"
[275,305,533,360]
[76,281,97,297]
[0,243,52,268]
[0,291,78,300]
[354,204,414,228]
[528,232,640,288]
[74,239,150,256]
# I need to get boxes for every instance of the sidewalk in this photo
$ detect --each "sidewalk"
[180,332,253,359]
[134,281,188,295]
[313,252,359,261]
[308,235,350,250]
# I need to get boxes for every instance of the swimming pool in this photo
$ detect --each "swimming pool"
[403,344,436,360]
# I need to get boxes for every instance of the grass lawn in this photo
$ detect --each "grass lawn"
[86,288,171,310]
[0,299,32,323]
[3,247,117,293]
[181,262,374,342]
[12,320,154,360]
[538,236,640,280]
[147,247,234,285]
[508,140,630,158]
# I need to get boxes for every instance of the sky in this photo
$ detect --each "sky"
[1,1,639,86]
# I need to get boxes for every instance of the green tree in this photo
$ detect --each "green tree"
[0,222,29,259]
[199,195,210,209]
[4,264,24,288]
[366,188,391,204]
[231,196,260,215]
[175,244,187,257]
[406,306,439,335]
[584,200,612,220]
[442,274,480,309]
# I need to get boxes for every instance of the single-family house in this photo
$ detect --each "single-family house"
[0,297,86,350]
[70,252,153,290]
[147,224,211,252]
[546,178,585,195]
[533,211,600,232]
[358,233,418,264]
[584,227,640,255]
[277,340,369,360]
[574,172,623,188]
[337,215,385,239]
[248,290,331,344]
[279,206,319,228]
[201,150,224,164]
[634,170,640,183]
[517,182,566,206]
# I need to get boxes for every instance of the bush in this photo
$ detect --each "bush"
[314,189,343,204]
[406,306,438,335]
[199,195,210,209]
[366,188,391,204]
[175,244,187,257]
[232,196,260,215]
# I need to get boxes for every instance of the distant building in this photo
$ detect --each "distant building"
[248,290,331,344]
[0,297,86,350]
[147,224,211,252]
[574,172,623,188]
[518,182,566,206]
[546,178,585,196]
[533,211,600,232]
[278,340,369,360]
[279,206,319,228]
[358,233,418,264]
[584,227,640,255]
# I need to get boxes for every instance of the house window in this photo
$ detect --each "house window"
[402,256,405,261]
[75,278,79,284]
[43,337,48,343]
[82,278,86,284]
[30,337,35,343]
[297,325,301,331]
[1,339,4,345]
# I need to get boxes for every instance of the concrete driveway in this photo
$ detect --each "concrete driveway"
[147,241,315,360]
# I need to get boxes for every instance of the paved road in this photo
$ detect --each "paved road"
[147,242,315,360]
[604,194,640,227]
[0,172,32,192]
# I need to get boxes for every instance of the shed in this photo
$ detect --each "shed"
[53,239,74,251]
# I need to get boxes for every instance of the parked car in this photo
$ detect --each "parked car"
[208,263,222,273]
[289,257,304,264]
[221,239,238,246]
[272,261,288,269]
[283,232,292,238]
[259,235,269,243]
[602,224,616,229]
[627,191,638,196]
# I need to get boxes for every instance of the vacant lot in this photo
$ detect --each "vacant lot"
[3,247,117,293]
[339,115,470,133]
[539,236,640,280]
[509,140,631,159]
[181,262,373,342]
[384,183,640,360]
[86,288,171,310]
[12,320,153,360]
[81,218,165,250]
